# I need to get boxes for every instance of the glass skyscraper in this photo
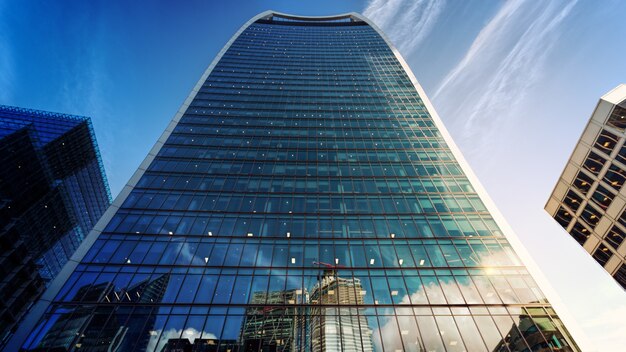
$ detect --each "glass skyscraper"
[0,105,111,348]
[10,12,580,352]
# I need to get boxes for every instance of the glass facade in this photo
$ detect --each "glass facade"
[16,12,578,352]
[0,105,111,348]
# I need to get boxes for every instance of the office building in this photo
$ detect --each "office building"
[546,84,626,289]
[0,105,111,348]
[10,11,579,351]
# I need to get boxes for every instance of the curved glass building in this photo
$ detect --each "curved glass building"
[9,11,580,352]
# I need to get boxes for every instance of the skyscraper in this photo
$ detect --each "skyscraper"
[0,105,111,348]
[9,11,579,351]
[546,84,626,290]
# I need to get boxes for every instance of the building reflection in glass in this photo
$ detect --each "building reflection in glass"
[26,274,169,351]
[156,268,377,352]
[308,268,373,352]
[493,306,576,352]
[240,288,307,351]
[20,268,582,352]
[238,268,374,352]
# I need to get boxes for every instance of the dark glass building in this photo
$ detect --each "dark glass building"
[0,105,111,348]
[10,12,580,352]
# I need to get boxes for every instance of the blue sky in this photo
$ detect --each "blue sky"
[2,0,626,350]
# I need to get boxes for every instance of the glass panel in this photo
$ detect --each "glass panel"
[605,225,625,250]
[594,129,619,154]
[608,103,626,130]
[579,205,602,228]
[604,163,626,191]
[435,315,466,352]
[592,244,612,266]
[582,151,605,176]
[563,190,583,212]
[572,170,594,195]
[590,184,614,210]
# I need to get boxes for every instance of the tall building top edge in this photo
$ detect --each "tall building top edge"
[601,83,626,105]
[0,104,90,123]
[255,10,364,23]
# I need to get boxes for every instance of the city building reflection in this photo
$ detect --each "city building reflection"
[26,274,169,351]
[241,288,307,351]
[493,306,576,352]
[21,270,579,352]
[309,269,373,352]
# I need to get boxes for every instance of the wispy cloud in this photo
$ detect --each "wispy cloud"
[432,0,578,155]
[363,0,446,56]
[57,9,117,184]
[59,11,108,120]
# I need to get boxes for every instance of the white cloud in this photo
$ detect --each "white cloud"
[148,327,218,352]
[363,0,446,56]
[55,10,118,184]
[431,0,578,154]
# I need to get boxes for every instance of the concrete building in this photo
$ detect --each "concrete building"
[546,84,626,289]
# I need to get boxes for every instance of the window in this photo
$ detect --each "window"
[572,170,594,195]
[579,205,602,228]
[607,102,626,130]
[563,190,583,212]
[594,129,619,155]
[583,151,605,176]
[603,164,626,191]
[605,226,626,250]
[590,184,614,210]
[592,244,612,266]
[554,206,573,229]
[569,222,590,246]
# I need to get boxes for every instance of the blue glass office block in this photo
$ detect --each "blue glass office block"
[0,105,111,347]
[12,12,578,352]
